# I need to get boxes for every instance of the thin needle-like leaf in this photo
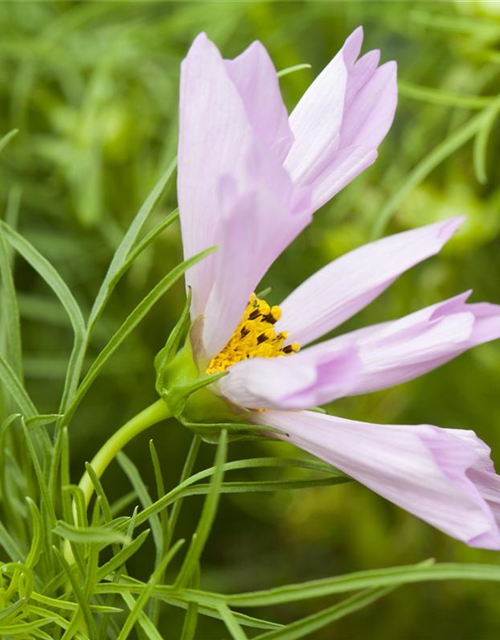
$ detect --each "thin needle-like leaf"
[180,563,200,640]
[119,592,164,640]
[371,94,500,238]
[149,439,169,625]
[95,583,281,631]
[20,418,56,526]
[167,435,201,547]
[116,539,185,640]
[174,430,227,589]
[0,598,26,624]
[0,519,24,562]
[87,158,177,332]
[215,561,500,607]
[218,603,248,640]
[0,211,23,381]
[0,129,19,154]
[53,546,98,640]
[473,98,500,184]
[277,63,311,78]
[0,353,37,417]
[0,221,86,411]
[399,81,495,109]
[132,457,347,531]
[112,209,179,292]
[59,165,178,416]
[253,587,394,640]
[117,452,163,556]
[175,477,349,496]
[61,245,216,427]
[0,223,86,340]
[96,530,150,582]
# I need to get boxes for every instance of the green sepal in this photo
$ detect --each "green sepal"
[154,301,269,443]
[158,338,237,422]
[164,357,229,419]
[154,289,193,395]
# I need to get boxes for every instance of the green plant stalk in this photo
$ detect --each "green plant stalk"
[78,399,172,508]
[64,399,172,566]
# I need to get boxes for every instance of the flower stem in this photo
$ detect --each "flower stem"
[78,398,172,508]
[64,399,171,567]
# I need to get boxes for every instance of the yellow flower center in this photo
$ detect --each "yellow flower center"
[206,293,300,375]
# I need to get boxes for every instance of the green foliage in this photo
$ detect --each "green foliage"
[1,1,500,639]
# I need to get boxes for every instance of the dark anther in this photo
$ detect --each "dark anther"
[249,309,261,320]
[282,345,294,353]
[240,326,250,338]
[262,313,277,325]
[257,333,269,344]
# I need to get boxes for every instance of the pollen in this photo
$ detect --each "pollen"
[206,293,300,374]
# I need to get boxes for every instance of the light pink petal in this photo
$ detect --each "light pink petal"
[284,28,361,188]
[342,49,381,112]
[305,56,397,211]
[306,60,397,211]
[225,41,294,162]
[216,344,360,410]
[304,145,378,212]
[445,429,500,536]
[275,218,464,347]
[339,61,398,149]
[201,144,312,358]
[200,188,262,360]
[178,33,256,316]
[284,27,397,212]
[305,292,500,396]
[179,33,313,343]
[252,410,500,549]
[466,301,500,343]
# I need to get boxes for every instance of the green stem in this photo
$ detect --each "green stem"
[65,399,171,567]
[78,398,172,508]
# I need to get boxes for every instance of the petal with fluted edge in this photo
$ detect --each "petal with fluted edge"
[275,218,464,346]
[251,410,500,549]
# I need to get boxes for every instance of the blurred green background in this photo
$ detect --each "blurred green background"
[1,1,500,638]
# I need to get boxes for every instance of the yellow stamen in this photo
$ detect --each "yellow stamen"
[206,293,300,374]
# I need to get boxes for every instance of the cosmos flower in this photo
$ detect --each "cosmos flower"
[177,29,500,548]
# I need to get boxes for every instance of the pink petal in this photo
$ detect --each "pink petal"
[284,27,397,212]
[467,300,500,343]
[304,292,500,397]
[200,186,262,360]
[252,410,500,549]
[303,145,378,211]
[178,33,255,316]
[225,41,294,162]
[284,28,362,188]
[342,49,381,113]
[179,34,312,344]
[216,344,360,410]
[275,218,464,347]
[201,144,312,358]
[443,429,500,541]
[339,61,398,149]
[448,430,500,534]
